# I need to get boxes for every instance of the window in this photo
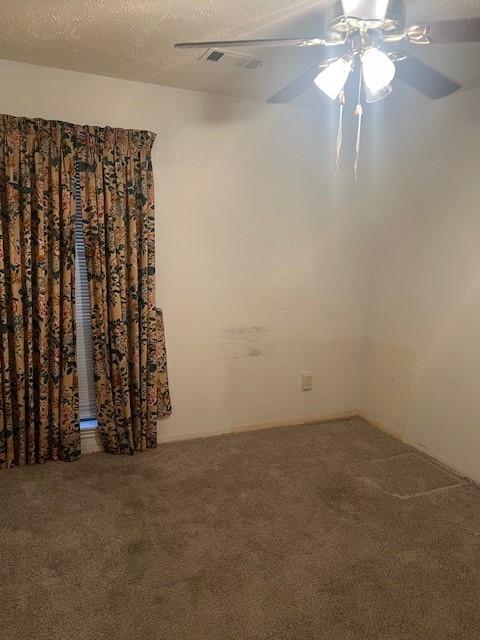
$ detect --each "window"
[74,179,97,428]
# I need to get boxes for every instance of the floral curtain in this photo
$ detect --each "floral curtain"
[77,125,171,454]
[0,116,170,467]
[0,116,80,468]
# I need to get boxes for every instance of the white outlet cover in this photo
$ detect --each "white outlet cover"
[301,372,313,391]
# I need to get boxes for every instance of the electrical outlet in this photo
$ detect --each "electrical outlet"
[301,372,313,391]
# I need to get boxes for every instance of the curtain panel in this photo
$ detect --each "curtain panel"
[0,116,80,467]
[0,115,171,467]
[77,125,171,454]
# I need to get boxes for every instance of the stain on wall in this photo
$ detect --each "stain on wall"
[219,326,269,359]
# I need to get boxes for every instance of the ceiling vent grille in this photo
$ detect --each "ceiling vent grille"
[199,48,263,70]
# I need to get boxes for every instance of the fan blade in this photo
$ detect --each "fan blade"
[266,63,324,103]
[420,17,480,44]
[395,53,462,99]
[175,37,325,50]
[267,49,335,104]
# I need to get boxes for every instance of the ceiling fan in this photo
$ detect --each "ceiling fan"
[175,0,480,177]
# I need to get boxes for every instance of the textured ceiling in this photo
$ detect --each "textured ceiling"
[0,0,479,110]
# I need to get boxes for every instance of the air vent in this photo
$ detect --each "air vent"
[206,50,224,62]
[199,48,263,70]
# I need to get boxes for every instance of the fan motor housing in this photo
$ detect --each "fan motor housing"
[325,0,406,35]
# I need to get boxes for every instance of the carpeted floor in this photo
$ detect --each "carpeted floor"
[2,417,480,639]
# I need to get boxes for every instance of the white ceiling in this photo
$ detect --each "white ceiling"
[0,0,479,110]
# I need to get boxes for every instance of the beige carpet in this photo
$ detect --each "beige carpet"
[1,418,480,639]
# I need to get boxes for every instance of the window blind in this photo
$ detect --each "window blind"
[74,180,97,420]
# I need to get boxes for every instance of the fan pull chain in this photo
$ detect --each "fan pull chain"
[335,90,345,176]
[354,69,364,183]
[354,104,363,183]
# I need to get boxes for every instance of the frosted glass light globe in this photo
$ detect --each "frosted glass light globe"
[362,47,396,94]
[314,57,353,100]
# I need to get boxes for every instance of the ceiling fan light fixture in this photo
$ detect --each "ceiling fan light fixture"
[314,56,353,100]
[362,47,396,94]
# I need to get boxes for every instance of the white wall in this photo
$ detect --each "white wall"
[364,87,480,482]
[0,59,372,441]
[2,59,479,480]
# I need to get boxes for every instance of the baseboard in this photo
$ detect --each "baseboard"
[80,410,479,484]
[80,410,360,454]
[230,410,359,434]
[357,413,405,442]
[359,412,479,485]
